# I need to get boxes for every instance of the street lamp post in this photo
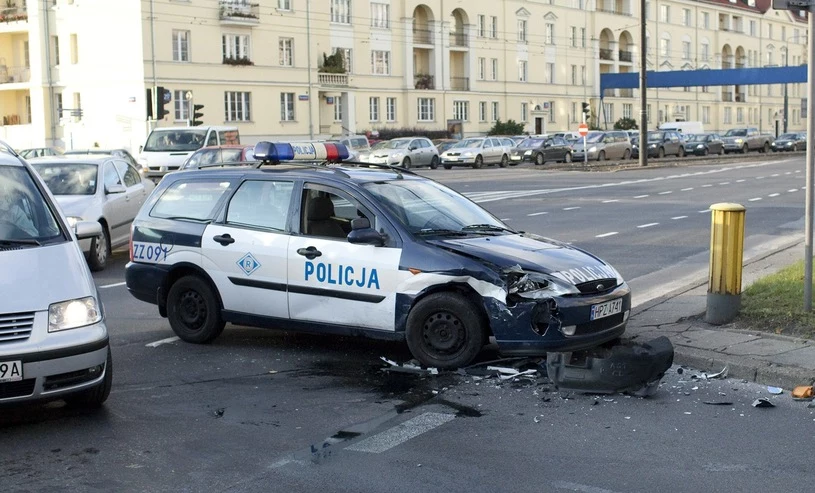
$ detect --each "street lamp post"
[639,0,648,167]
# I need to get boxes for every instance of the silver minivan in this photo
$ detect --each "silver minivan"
[0,144,112,408]
[571,131,632,161]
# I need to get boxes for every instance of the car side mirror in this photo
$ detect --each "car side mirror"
[106,184,126,194]
[348,217,385,246]
[74,220,103,240]
[409,145,418,151]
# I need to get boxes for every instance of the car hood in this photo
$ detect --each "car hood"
[722,135,745,142]
[0,242,97,313]
[361,149,405,158]
[442,146,481,155]
[773,139,795,144]
[427,233,619,284]
[53,194,100,218]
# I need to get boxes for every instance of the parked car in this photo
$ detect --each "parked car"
[329,135,371,161]
[180,144,256,170]
[358,137,439,169]
[683,133,725,156]
[29,156,155,271]
[433,139,459,154]
[722,127,773,154]
[510,136,573,165]
[771,132,806,152]
[0,144,112,408]
[64,148,140,169]
[630,135,640,159]
[643,131,685,158]
[19,147,63,159]
[440,137,510,169]
[571,131,632,161]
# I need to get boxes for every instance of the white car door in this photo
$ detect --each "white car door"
[100,160,132,244]
[200,179,295,319]
[287,185,403,331]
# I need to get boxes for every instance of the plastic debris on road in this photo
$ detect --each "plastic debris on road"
[752,398,775,408]
[792,386,814,400]
[767,386,783,395]
[380,356,439,375]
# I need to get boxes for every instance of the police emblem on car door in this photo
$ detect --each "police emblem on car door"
[287,186,403,331]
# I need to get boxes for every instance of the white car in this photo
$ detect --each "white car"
[440,137,510,169]
[358,137,440,169]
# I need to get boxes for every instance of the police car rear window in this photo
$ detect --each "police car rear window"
[151,180,230,221]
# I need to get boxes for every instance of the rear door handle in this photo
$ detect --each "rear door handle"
[297,246,322,260]
[213,234,235,246]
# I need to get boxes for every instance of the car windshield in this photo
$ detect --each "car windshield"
[647,132,666,142]
[31,162,98,196]
[724,129,747,137]
[518,139,545,148]
[362,179,506,235]
[687,135,706,142]
[372,140,411,150]
[0,165,62,242]
[455,138,485,148]
[585,133,604,144]
[143,129,208,152]
[778,133,798,140]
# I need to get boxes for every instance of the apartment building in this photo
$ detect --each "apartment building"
[0,0,808,152]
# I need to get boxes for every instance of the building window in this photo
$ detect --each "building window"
[478,57,486,80]
[701,43,709,62]
[52,35,59,65]
[682,41,691,60]
[581,65,586,84]
[477,15,485,37]
[55,93,63,120]
[479,101,487,122]
[750,20,757,37]
[490,59,498,80]
[334,95,343,121]
[521,102,528,122]
[518,61,528,82]
[736,107,744,123]
[571,65,577,85]
[491,102,499,121]
[331,0,351,23]
[548,101,555,123]
[660,5,670,23]
[723,107,732,124]
[280,92,294,121]
[702,12,709,29]
[174,90,191,121]
[646,104,652,123]
[73,93,82,121]
[490,16,498,38]
[453,100,469,121]
[386,97,396,121]
[222,34,250,62]
[570,26,577,47]
[417,98,435,121]
[518,20,527,43]
[279,38,294,66]
[70,34,78,64]
[333,47,352,74]
[545,63,555,83]
[580,28,586,48]
[369,97,380,121]
[278,0,291,10]
[545,24,554,45]
[172,30,190,62]
[660,38,670,58]
[622,103,632,119]
[371,50,390,75]
[603,103,614,123]
[683,8,691,26]
[225,91,252,121]
[371,3,389,28]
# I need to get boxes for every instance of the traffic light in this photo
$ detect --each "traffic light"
[146,88,153,119]
[582,102,590,116]
[191,104,205,126]
[156,86,170,120]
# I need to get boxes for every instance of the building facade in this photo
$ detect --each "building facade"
[0,0,808,152]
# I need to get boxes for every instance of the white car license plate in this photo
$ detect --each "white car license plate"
[511,156,522,160]
[590,298,623,321]
[0,360,23,382]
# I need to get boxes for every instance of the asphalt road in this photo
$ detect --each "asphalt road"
[4,156,815,492]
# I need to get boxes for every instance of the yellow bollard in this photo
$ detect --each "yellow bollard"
[705,203,746,324]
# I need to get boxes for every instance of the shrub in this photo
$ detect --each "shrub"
[363,127,452,140]
[614,117,638,130]
[487,119,525,135]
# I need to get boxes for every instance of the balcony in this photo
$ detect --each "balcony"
[619,50,633,62]
[0,4,27,23]
[450,77,469,91]
[735,93,746,102]
[0,66,30,85]
[722,91,733,102]
[318,73,348,87]
[619,88,634,98]
[600,48,614,61]
[219,1,259,26]
[413,28,433,45]
[414,74,434,90]
[596,8,632,16]
[450,32,468,48]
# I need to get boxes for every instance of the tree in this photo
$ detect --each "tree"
[487,119,525,135]
[614,117,638,130]
[319,52,346,74]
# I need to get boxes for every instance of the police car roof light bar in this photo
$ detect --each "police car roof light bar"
[253,142,350,166]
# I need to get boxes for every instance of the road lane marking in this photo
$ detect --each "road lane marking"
[563,207,580,210]
[500,218,512,221]
[602,199,619,203]
[756,176,765,179]
[802,187,807,190]
[771,174,780,177]
[702,184,713,187]
[345,413,455,453]
[796,170,802,173]
[658,191,672,195]
[718,182,730,185]
[748,197,762,202]
[671,216,688,220]
[736,179,746,183]
[699,210,711,213]
[527,212,548,216]
[769,193,780,197]
[100,282,126,289]
[634,195,649,198]
[146,336,180,348]
[595,232,618,238]
[789,189,798,192]
[681,187,694,191]
[552,481,622,493]
[786,172,792,175]
[637,223,659,228]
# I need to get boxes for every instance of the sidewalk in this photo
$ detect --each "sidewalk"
[627,238,815,390]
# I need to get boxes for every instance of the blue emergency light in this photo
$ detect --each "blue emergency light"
[253,142,350,164]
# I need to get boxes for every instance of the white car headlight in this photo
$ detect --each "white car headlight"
[649,144,657,148]
[48,297,101,332]
[524,150,532,155]
[734,138,743,143]
[508,271,581,297]
[696,144,704,148]
[588,146,597,153]
[462,151,474,157]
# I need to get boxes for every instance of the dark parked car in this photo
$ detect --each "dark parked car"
[432,139,460,155]
[643,131,685,158]
[683,133,725,156]
[771,133,806,152]
[509,136,573,165]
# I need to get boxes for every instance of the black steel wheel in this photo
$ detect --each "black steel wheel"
[167,275,225,344]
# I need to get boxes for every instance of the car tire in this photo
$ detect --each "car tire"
[472,155,483,169]
[402,157,411,169]
[763,142,770,153]
[443,163,453,170]
[535,153,545,165]
[741,144,748,154]
[658,147,665,158]
[597,150,605,161]
[499,154,508,168]
[65,347,113,409]
[87,224,110,272]
[167,275,225,344]
[430,156,439,169]
[405,292,486,369]
[564,152,572,163]
[678,147,685,157]
[623,149,631,160]
[703,147,709,156]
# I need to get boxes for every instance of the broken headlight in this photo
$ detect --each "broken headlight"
[507,271,580,297]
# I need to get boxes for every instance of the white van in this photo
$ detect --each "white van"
[659,121,704,135]
[137,125,240,181]
[0,143,112,408]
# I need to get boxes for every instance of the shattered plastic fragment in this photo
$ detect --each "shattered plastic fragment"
[767,386,783,395]
[752,398,775,408]
[703,401,734,406]
[704,367,728,380]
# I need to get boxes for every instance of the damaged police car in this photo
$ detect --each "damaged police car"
[125,142,631,369]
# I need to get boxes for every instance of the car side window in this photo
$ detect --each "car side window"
[207,131,218,146]
[103,162,122,189]
[151,180,232,221]
[226,180,294,231]
[114,160,140,187]
[300,187,376,239]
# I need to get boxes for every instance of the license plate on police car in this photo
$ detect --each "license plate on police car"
[590,299,623,321]
[0,360,22,382]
